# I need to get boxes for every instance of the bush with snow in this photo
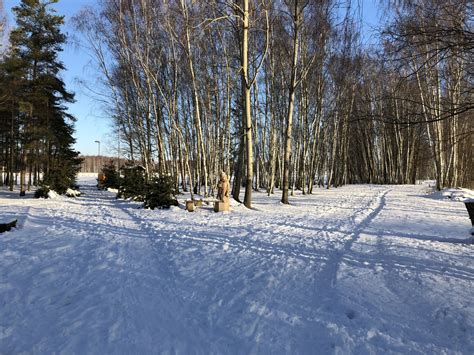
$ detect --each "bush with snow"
[47,190,60,199]
[34,186,50,199]
[35,186,60,199]
[35,186,80,199]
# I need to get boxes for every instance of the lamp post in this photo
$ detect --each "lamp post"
[95,140,101,172]
[94,140,101,156]
[117,128,120,171]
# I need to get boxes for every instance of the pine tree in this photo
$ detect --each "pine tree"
[1,0,81,194]
[144,175,179,210]
[1,33,28,190]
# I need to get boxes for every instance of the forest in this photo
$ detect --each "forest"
[1,2,473,352]
[1,0,473,207]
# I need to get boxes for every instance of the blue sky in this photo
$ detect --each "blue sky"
[4,0,381,156]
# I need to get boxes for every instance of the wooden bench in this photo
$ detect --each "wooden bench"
[185,199,208,212]
[214,201,230,212]
[186,198,229,212]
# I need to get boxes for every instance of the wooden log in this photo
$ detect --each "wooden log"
[186,200,195,212]
[0,219,18,234]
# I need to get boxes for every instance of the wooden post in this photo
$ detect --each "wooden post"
[186,200,195,212]
[214,201,230,212]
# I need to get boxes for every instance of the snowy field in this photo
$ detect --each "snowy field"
[0,176,473,354]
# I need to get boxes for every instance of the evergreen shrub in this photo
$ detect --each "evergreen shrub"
[144,175,178,209]
[34,186,50,199]
[117,165,146,201]
[100,160,120,189]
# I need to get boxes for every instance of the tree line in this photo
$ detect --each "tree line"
[75,0,473,208]
[3,0,472,203]
[0,0,81,194]
[80,155,128,173]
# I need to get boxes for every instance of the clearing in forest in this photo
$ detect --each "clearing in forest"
[0,176,473,354]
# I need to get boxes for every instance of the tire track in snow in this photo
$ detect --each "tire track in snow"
[291,188,392,351]
[25,183,389,352]
[23,183,207,353]
[39,183,216,351]
[364,192,474,353]
[121,207,260,351]
[150,229,330,262]
[30,190,158,350]
[109,204,217,353]
[313,188,391,297]
[120,187,392,352]
[123,207,316,352]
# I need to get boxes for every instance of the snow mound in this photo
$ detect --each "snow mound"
[47,190,60,199]
[230,198,241,207]
[107,188,118,193]
[66,188,81,197]
[429,188,474,202]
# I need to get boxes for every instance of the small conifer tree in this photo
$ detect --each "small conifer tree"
[144,175,179,209]
[117,165,146,200]
[100,160,120,189]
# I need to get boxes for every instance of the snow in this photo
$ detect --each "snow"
[0,178,473,354]
[66,188,82,198]
[429,187,474,202]
[46,189,60,199]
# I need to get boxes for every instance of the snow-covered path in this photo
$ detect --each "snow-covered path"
[1,179,473,354]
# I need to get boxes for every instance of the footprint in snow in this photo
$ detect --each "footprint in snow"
[346,309,356,320]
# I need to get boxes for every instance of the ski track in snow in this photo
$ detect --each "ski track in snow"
[0,178,473,354]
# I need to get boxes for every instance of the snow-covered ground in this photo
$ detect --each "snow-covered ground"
[0,177,473,354]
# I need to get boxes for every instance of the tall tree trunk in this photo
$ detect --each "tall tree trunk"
[242,0,253,208]
[181,0,209,196]
[281,0,300,204]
